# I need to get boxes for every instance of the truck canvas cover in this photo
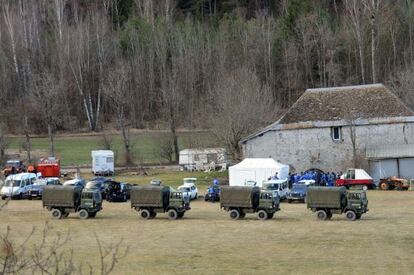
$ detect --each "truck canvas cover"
[42,185,81,207]
[220,186,260,208]
[130,186,170,207]
[307,187,346,209]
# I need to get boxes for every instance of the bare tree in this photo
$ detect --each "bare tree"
[0,124,8,164]
[210,66,278,161]
[30,72,61,157]
[103,62,134,165]
[344,0,367,84]
[363,0,382,83]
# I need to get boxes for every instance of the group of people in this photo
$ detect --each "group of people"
[289,170,344,187]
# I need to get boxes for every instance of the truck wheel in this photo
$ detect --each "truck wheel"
[79,209,89,220]
[267,213,274,219]
[51,209,62,219]
[229,209,240,220]
[316,210,327,221]
[362,185,368,191]
[257,210,268,221]
[345,210,357,221]
[379,181,389,190]
[167,209,178,220]
[140,209,151,219]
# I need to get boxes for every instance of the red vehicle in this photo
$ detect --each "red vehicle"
[335,168,374,190]
[36,158,61,178]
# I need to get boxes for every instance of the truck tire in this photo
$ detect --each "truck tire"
[379,181,389,190]
[79,209,89,220]
[51,209,62,220]
[257,210,268,221]
[167,209,178,220]
[140,209,151,219]
[345,210,357,221]
[316,210,328,221]
[229,209,240,220]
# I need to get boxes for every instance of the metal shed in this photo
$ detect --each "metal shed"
[366,144,414,183]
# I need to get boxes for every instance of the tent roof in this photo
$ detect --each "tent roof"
[230,158,287,169]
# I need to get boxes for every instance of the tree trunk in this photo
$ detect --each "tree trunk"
[25,133,31,163]
[170,108,179,163]
[371,14,376,83]
[48,123,55,157]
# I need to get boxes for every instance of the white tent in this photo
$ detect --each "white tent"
[229,158,289,187]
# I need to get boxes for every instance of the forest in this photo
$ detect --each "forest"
[1,0,414,161]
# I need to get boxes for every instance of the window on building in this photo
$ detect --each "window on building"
[331,127,341,141]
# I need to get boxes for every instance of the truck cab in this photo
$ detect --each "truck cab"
[169,191,190,211]
[80,189,103,217]
[346,190,368,218]
[257,191,280,219]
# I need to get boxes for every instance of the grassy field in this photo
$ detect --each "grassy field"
[1,187,414,274]
[7,131,218,166]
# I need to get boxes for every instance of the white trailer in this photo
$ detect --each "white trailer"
[179,148,228,171]
[91,150,114,176]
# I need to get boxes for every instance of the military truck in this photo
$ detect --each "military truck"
[131,185,190,220]
[306,186,368,221]
[220,186,280,220]
[42,185,103,219]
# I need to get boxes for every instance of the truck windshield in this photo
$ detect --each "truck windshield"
[82,192,93,199]
[6,180,21,187]
[349,193,361,200]
[264,184,279,190]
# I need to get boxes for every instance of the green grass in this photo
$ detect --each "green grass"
[8,131,219,166]
[100,170,228,189]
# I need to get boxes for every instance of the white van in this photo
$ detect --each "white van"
[262,179,289,200]
[1,173,38,199]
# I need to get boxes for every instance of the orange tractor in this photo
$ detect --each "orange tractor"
[378,176,410,190]
[2,159,26,177]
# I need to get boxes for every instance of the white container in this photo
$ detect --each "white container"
[91,150,114,176]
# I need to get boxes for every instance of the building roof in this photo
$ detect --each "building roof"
[241,84,414,143]
[366,144,414,159]
[280,84,413,124]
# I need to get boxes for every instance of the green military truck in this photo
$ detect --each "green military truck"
[42,185,103,219]
[220,186,280,220]
[131,185,190,220]
[306,186,368,221]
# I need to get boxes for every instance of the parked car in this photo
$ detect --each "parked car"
[27,177,61,200]
[150,179,163,186]
[262,179,289,200]
[1,173,38,199]
[105,181,128,202]
[63,179,86,188]
[178,178,198,200]
[286,184,308,203]
[85,180,107,199]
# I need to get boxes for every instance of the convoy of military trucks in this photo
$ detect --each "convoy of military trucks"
[35,180,371,222]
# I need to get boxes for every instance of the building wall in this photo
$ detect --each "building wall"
[242,122,414,172]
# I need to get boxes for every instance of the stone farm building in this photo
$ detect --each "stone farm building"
[241,84,414,183]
